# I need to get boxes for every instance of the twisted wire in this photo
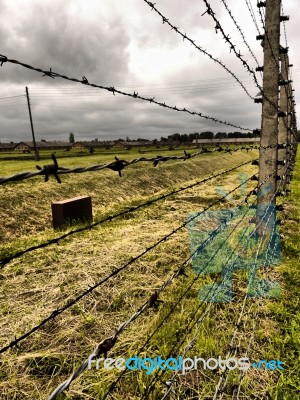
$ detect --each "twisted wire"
[244,0,261,34]
[0,146,255,185]
[0,54,251,131]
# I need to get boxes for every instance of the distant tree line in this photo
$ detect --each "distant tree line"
[160,131,257,142]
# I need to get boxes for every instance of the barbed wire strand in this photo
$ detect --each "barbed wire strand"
[142,0,255,100]
[0,158,256,269]
[0,146,257,185]
[220,0,261,68]
[0,172,256,355]
[0,54,251,131]
[201,0,282,116]
[244,0,261,34]
[201,1,261,87]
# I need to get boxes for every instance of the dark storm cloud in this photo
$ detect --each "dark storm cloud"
[0,0,298,143]
[0,0,130,85]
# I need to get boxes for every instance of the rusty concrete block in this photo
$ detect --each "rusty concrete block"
[52,195,92,229]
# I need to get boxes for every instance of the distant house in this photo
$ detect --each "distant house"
[71,141,112,150]
[113,141,148,149]
[14,141,72,152]
[0,143,17,152]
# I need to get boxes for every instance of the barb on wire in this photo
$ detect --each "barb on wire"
[0,158,257,269]
[142,1,255,100]
[0,53,251,130]
[0,162,257,355]
[35,153,67,183]
[107,156,129,177]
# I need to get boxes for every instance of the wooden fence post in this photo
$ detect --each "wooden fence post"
[256,0,281,235]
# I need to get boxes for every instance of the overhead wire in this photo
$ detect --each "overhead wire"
[142,0,255,100]
[220,0,261,69]
[244,0,261,34]
[0,54,252,131]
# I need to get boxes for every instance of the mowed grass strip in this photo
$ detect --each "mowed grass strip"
[0,151,259,399]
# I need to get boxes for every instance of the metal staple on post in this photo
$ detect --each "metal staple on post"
[277,48,289,190]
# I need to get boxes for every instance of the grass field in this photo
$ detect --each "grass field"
[0,147,299,399]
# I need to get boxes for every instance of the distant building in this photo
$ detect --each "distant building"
[14,141,72,152]
[113,141,146,149]
[72,141,113,150]
[0,143,16,152]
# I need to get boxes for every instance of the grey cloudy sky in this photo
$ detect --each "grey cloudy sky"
[0,0,299,142]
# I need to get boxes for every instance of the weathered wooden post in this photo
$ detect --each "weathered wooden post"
[256,0,281,235]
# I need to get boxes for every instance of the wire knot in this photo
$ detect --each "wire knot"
[183,150,191,160]
[107,157,129,177]
[36,153,65,183]
[95,336,117,358]
[42,68,55,79]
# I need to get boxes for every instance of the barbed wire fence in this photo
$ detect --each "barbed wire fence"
[0,0,298,399]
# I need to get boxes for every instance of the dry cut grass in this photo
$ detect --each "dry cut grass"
[0,150,285,399]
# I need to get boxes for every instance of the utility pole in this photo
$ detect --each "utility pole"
[256,0,281,235]
[25,86,39,161]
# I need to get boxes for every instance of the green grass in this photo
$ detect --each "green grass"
[267,150,300,399]
[0,147,299,399]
